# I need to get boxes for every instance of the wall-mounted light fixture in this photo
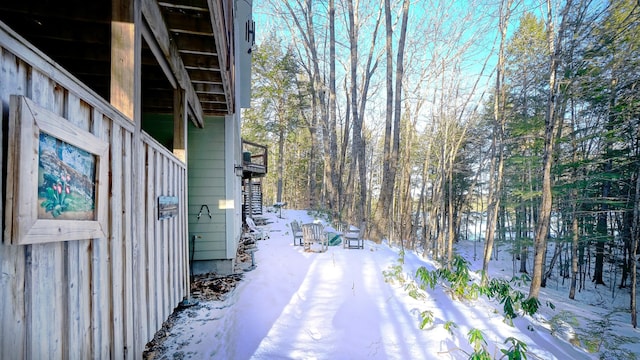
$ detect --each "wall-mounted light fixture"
[234,164,244,177]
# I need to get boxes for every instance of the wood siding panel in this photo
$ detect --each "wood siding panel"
[123,128,135,359]
[110,121,125,359]
[160,154,169,324]
[145,145,158,340]
[27,67,64,360]
[27,242,64,358]
[93,104,112,360]
[0,47,27,360]
[65,92,92,360]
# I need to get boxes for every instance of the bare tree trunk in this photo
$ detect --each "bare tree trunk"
[277,128,285,202]
[401,152,413,247]
[482,0,512,284]
[347,0,384,227]
[375,0,395,242]
[520,205,529,273]
[346,0,365,223]
[415,181,425,250]
[529,0,572,300]
[631,165,639,328]
[340,80,352,218]
[437,147,446,261]
[630,116,640,327]
[282,0,325,209]
[569,100,579,299]
[430,171,443,259]
[308,103,318,209]
[544,241,563,281]
[569,196,580,299]
[374,0,409,242]
[420,121,435,257]
[325,0,339,217]
[397,102,417,247]
[447,158,455,264]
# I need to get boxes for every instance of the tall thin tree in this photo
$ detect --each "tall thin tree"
[482,0,514,284]
[375,0,410,242]
[529,0,573,300]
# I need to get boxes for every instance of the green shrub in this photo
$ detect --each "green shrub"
[501,337,528,360]
[419,310,434,329]
[384,250,533,360]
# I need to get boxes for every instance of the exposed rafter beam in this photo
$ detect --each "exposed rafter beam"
[141,0,204,127]
[207,0,233,113]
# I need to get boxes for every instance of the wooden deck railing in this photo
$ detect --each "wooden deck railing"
[242,139,268,176]
[0,22,188,359]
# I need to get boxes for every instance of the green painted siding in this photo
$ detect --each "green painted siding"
[141,113,174,149]
[193,238,227,251]
[188,186,226,197]
[189,220,227,233]
[190,133,226,154]
[189,167,224,181]
[193,250,227,260]
[188,117,227,261]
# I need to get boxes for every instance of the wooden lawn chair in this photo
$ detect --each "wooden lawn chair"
[290,220,303,246]
[343,222,365,249]
[302,223,327,252]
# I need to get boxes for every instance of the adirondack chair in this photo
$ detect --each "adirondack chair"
[343,222,365,249]
[246,217,268,241]
[290,220,303,246]
[302,223,327,252]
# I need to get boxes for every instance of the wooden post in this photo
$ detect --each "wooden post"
[173,87,190,306]
[111,0,140,358]
[111,0,140,124]
[248,177,254,217]
[173,88,187,162]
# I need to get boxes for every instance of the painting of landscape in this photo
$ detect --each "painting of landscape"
[37,132,97,220]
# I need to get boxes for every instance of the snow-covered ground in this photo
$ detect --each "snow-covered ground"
[145,209,640,359]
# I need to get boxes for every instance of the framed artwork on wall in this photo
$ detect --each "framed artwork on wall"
[4,95,108,244]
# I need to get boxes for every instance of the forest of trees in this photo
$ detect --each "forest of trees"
[241,0,639,326]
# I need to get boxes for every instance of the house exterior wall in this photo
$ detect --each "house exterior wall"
[226,114,244,259]
[188,117,231,273]
[0,0,252,356]
[187,114,244,275]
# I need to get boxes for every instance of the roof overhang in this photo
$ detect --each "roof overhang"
[0,0,235,128]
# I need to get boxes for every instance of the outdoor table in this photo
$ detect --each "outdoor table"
[273,202,287,218]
